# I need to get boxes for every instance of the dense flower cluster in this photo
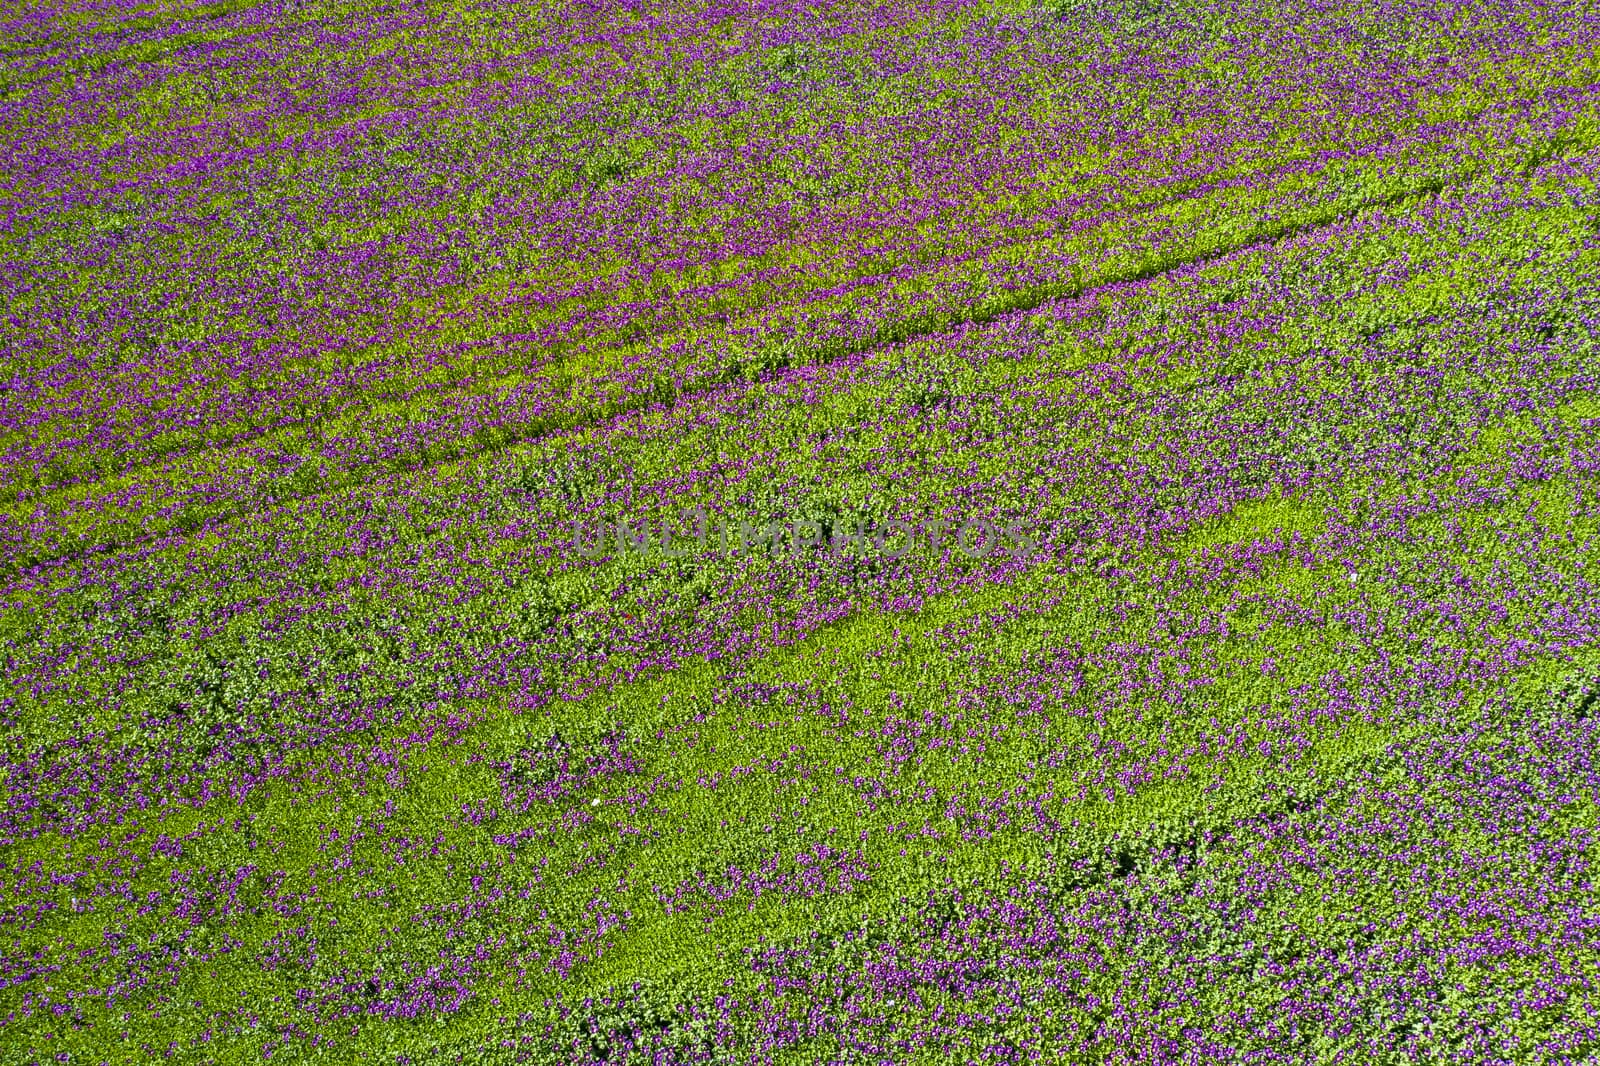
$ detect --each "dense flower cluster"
[3,0,1600,1061]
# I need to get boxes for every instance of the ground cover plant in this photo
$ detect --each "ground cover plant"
[3,0,1600,1061]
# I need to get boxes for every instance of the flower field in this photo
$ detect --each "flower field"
[4,0,1600,1061]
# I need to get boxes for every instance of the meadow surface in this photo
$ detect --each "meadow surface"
[3,0,1600,1062]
